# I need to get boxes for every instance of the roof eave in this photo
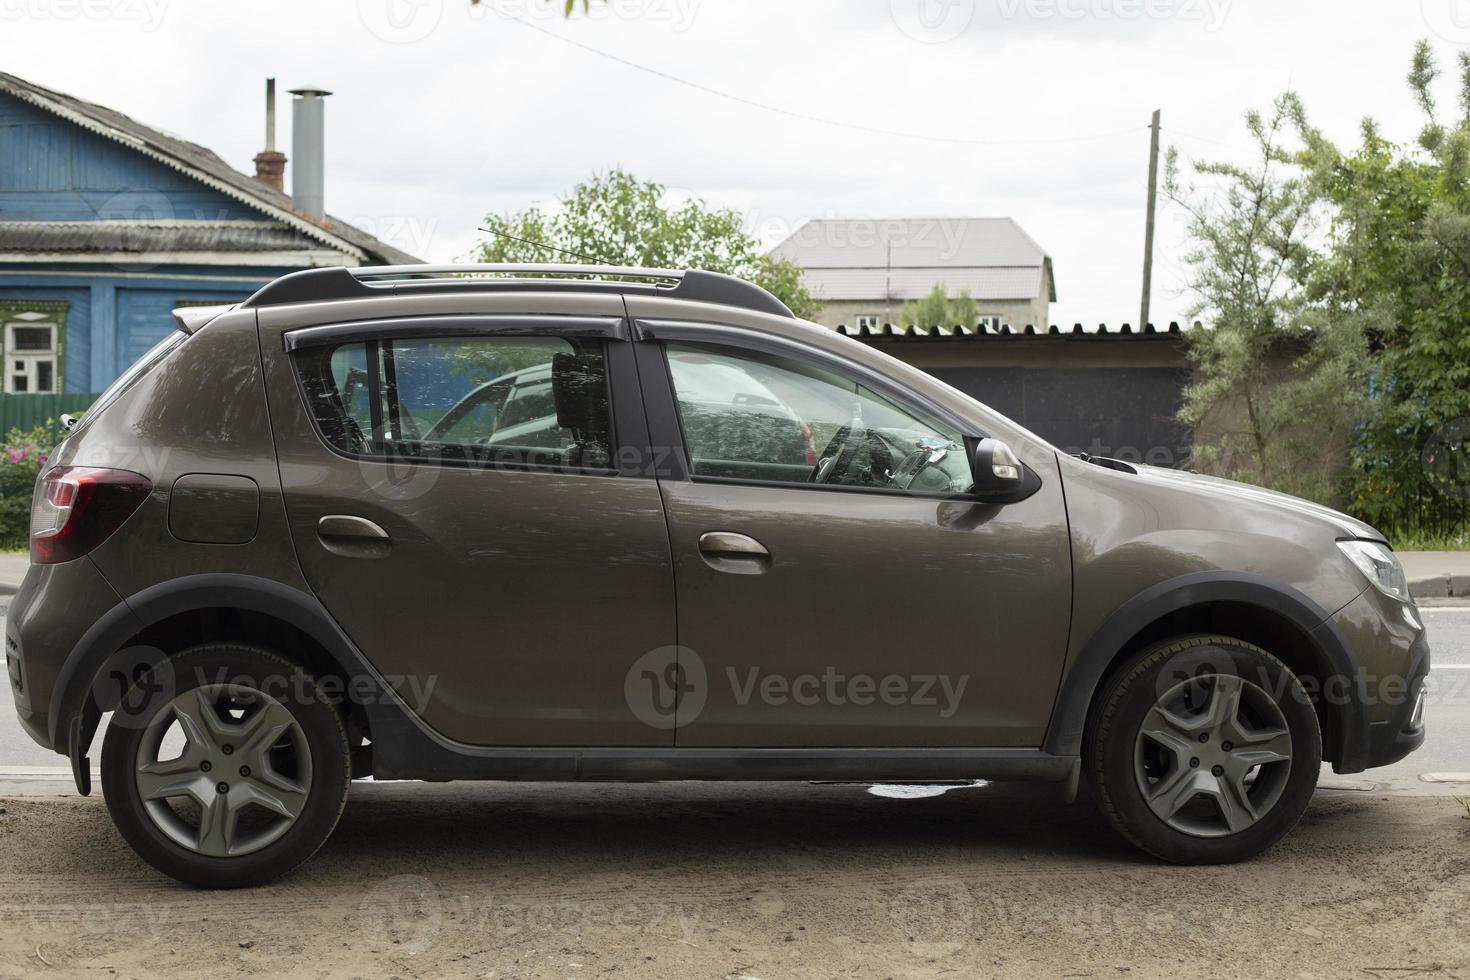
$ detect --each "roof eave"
[1,79,375,263]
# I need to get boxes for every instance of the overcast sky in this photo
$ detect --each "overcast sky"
[4,0,1464,327]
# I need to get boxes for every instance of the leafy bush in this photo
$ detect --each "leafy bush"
[0,424,54,550]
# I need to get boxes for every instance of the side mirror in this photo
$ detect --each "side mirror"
[967,437,1037,504]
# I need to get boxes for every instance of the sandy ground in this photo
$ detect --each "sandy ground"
[0,781,1465,979]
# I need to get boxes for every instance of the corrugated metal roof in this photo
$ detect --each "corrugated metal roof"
[771,218,1047,269]
[0,220,320,254]
[0,71,422,266]
[802,265,1044,302]
[835,321,1200,339]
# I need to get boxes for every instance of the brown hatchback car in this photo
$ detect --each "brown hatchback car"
[6,265,1429,887]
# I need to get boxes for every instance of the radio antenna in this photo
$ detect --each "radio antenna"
[476,227,605,265]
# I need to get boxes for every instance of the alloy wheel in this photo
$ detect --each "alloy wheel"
[133,684,313,858]
[1133,673,1294,838]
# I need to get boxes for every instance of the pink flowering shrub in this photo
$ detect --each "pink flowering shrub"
[0,424,55,549]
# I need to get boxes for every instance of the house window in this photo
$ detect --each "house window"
[855,314,882,330]
[977,315,1007,332]
[0,303,67,394]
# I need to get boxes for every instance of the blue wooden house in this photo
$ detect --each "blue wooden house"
[0,71,418,400]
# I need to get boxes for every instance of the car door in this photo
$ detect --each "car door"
[635,323,1073,748]
[264,314,676,747]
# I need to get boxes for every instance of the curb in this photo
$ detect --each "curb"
[1409,574,1470,600]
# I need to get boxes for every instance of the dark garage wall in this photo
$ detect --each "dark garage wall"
[926,366,1195,468]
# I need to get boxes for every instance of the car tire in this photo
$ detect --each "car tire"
[101,644,351,888]
[1083,634,1322,864]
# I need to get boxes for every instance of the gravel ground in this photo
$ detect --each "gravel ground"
[0,781,1466,979]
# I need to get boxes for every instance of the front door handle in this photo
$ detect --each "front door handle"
[318,515,391,558]
[698,531,770,575]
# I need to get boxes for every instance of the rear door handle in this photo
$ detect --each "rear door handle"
[698,532,770,575]
[318,515,391,557]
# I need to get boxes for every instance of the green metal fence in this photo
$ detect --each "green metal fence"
[0,393,102,438]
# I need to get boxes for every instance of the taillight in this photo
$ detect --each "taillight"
[31,466,152,565]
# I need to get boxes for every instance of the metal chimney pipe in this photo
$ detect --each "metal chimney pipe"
[252,78,287,193]
[264,77,276,151]
[289,85,332,218]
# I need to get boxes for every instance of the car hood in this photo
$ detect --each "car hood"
[1125,463,1385,542]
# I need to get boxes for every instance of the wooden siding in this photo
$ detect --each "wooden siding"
[0,92,259,223]
[0,90,302,390]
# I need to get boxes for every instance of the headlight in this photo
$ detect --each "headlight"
[1337,540,1410,602]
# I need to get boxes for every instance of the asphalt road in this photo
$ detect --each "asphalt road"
[0,598,1466,781]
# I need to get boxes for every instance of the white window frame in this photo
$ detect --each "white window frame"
[977,315,1008,332]
[854,314,882,330]
[4,316,60,394]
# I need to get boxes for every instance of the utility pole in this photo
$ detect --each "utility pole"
[1139,108,1162,331]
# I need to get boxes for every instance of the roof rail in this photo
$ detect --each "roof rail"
[240,264,794,319]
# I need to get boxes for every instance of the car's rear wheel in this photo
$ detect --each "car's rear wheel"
[101,644,351,888]
[1084,634,1321,864]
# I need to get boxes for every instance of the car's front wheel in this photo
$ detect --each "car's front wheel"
[1084,634,1322,864]
[100,644,351,888]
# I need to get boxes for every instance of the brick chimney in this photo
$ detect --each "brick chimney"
[253,77,287,193]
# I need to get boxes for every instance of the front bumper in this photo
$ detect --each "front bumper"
[1361,631,1429,769]
[1323,588,1430,773]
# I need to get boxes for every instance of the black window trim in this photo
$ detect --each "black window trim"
[634,318,1023,501]
[287,315,649,479]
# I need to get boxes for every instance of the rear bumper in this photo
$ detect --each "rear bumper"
[5,557,127,755]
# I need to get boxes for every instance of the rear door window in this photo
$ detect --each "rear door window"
[295,334,614,470]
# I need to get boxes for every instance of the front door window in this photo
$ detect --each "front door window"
[664,342,973,495]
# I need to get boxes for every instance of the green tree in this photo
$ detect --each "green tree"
[470,169,818,320]
[900,284,980,328]
[950,289,979,330]
[901,284,952,329]
[1292,41,1470,534]
[1166,95,1370,502]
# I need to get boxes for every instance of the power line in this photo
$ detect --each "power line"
[501,15,1146,148]
[1163,126,1233,148]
